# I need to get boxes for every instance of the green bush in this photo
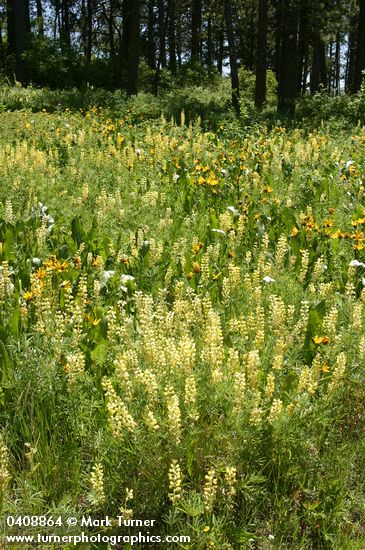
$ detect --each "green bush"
[163,82,232,127]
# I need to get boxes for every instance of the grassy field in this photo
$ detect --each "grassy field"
[0,105,365,548]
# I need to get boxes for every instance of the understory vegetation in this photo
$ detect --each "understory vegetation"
[0,96,365,549]
[1,71,365,130]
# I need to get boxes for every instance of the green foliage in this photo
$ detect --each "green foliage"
[296,85,365,127]
[163,81,232,127]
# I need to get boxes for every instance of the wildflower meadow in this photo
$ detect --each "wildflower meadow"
[1,104,365,549]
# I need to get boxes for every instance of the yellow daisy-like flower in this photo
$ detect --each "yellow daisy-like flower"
[313,335,331,345]
[331,230,345,239]
[291,226,299,237]
[192,242,204,254]
[351,217,365,227]
[207,171,219,186]
[35,268,47,280]
[262,185,273,193]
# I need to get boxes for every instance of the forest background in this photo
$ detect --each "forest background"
[1,0,365,124]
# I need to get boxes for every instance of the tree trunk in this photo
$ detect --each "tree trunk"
[224,0,240,116]
[36,0,44,36]
[249,0,255,70]
[310,36,327,94]
[53,0,59,41]
[25,0,30,34]
[353,0,365,92]
[255,0,268,108]
[277,0,298,117]
[176,3,182,67]
[7,0,30,82]
[147,0,155,69]
[334,34,340,94]
[7,0,16,55]
[346,19,356,92]
[154,0,170,92]
[122,0,141,95]
[81,0,87,57]
[207,15,213,76]
[191,0,201,63]
[108,0,116,59]
[0,15,4,69]
[217,25,224,75]
[168,0,176,73]
[302,46,309,93]
[158,0,166,68]
[296,0,308,94]
[328,41,333,94]
[61,0,71,50]
[86,0,92,63]
[274,0,283,83]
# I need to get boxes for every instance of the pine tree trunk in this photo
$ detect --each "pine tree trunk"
[147,0,155,69]
[310,36,327,94]
[168,0,176,73]
[207,16,213,76]
[217,25,224,75]
[86,0,92,63]
[346,20,356,92]
[108,0,115,59]
[353,0,365,92]
[7,0,30,82]
[176,2,182,68]
[191,0,201,63]
[81,0,87,58]
[255,0,268,107]
[296,0,308,94]
[335,34,340,94]
[302,46,309,93]
[274,0,283,84]
[122,0,141,95]
[61,0,71,50]
[54,0,59,41]
[7,0,16,56]
[249,0,255,71]
[158,0,166,68]
[328,41,333,94]
[36,0,44,36]
[0,14,5,70]
[127,0,140,94]
[224,0,240,116]
[154,0,170,92]
[277,0,298,117]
